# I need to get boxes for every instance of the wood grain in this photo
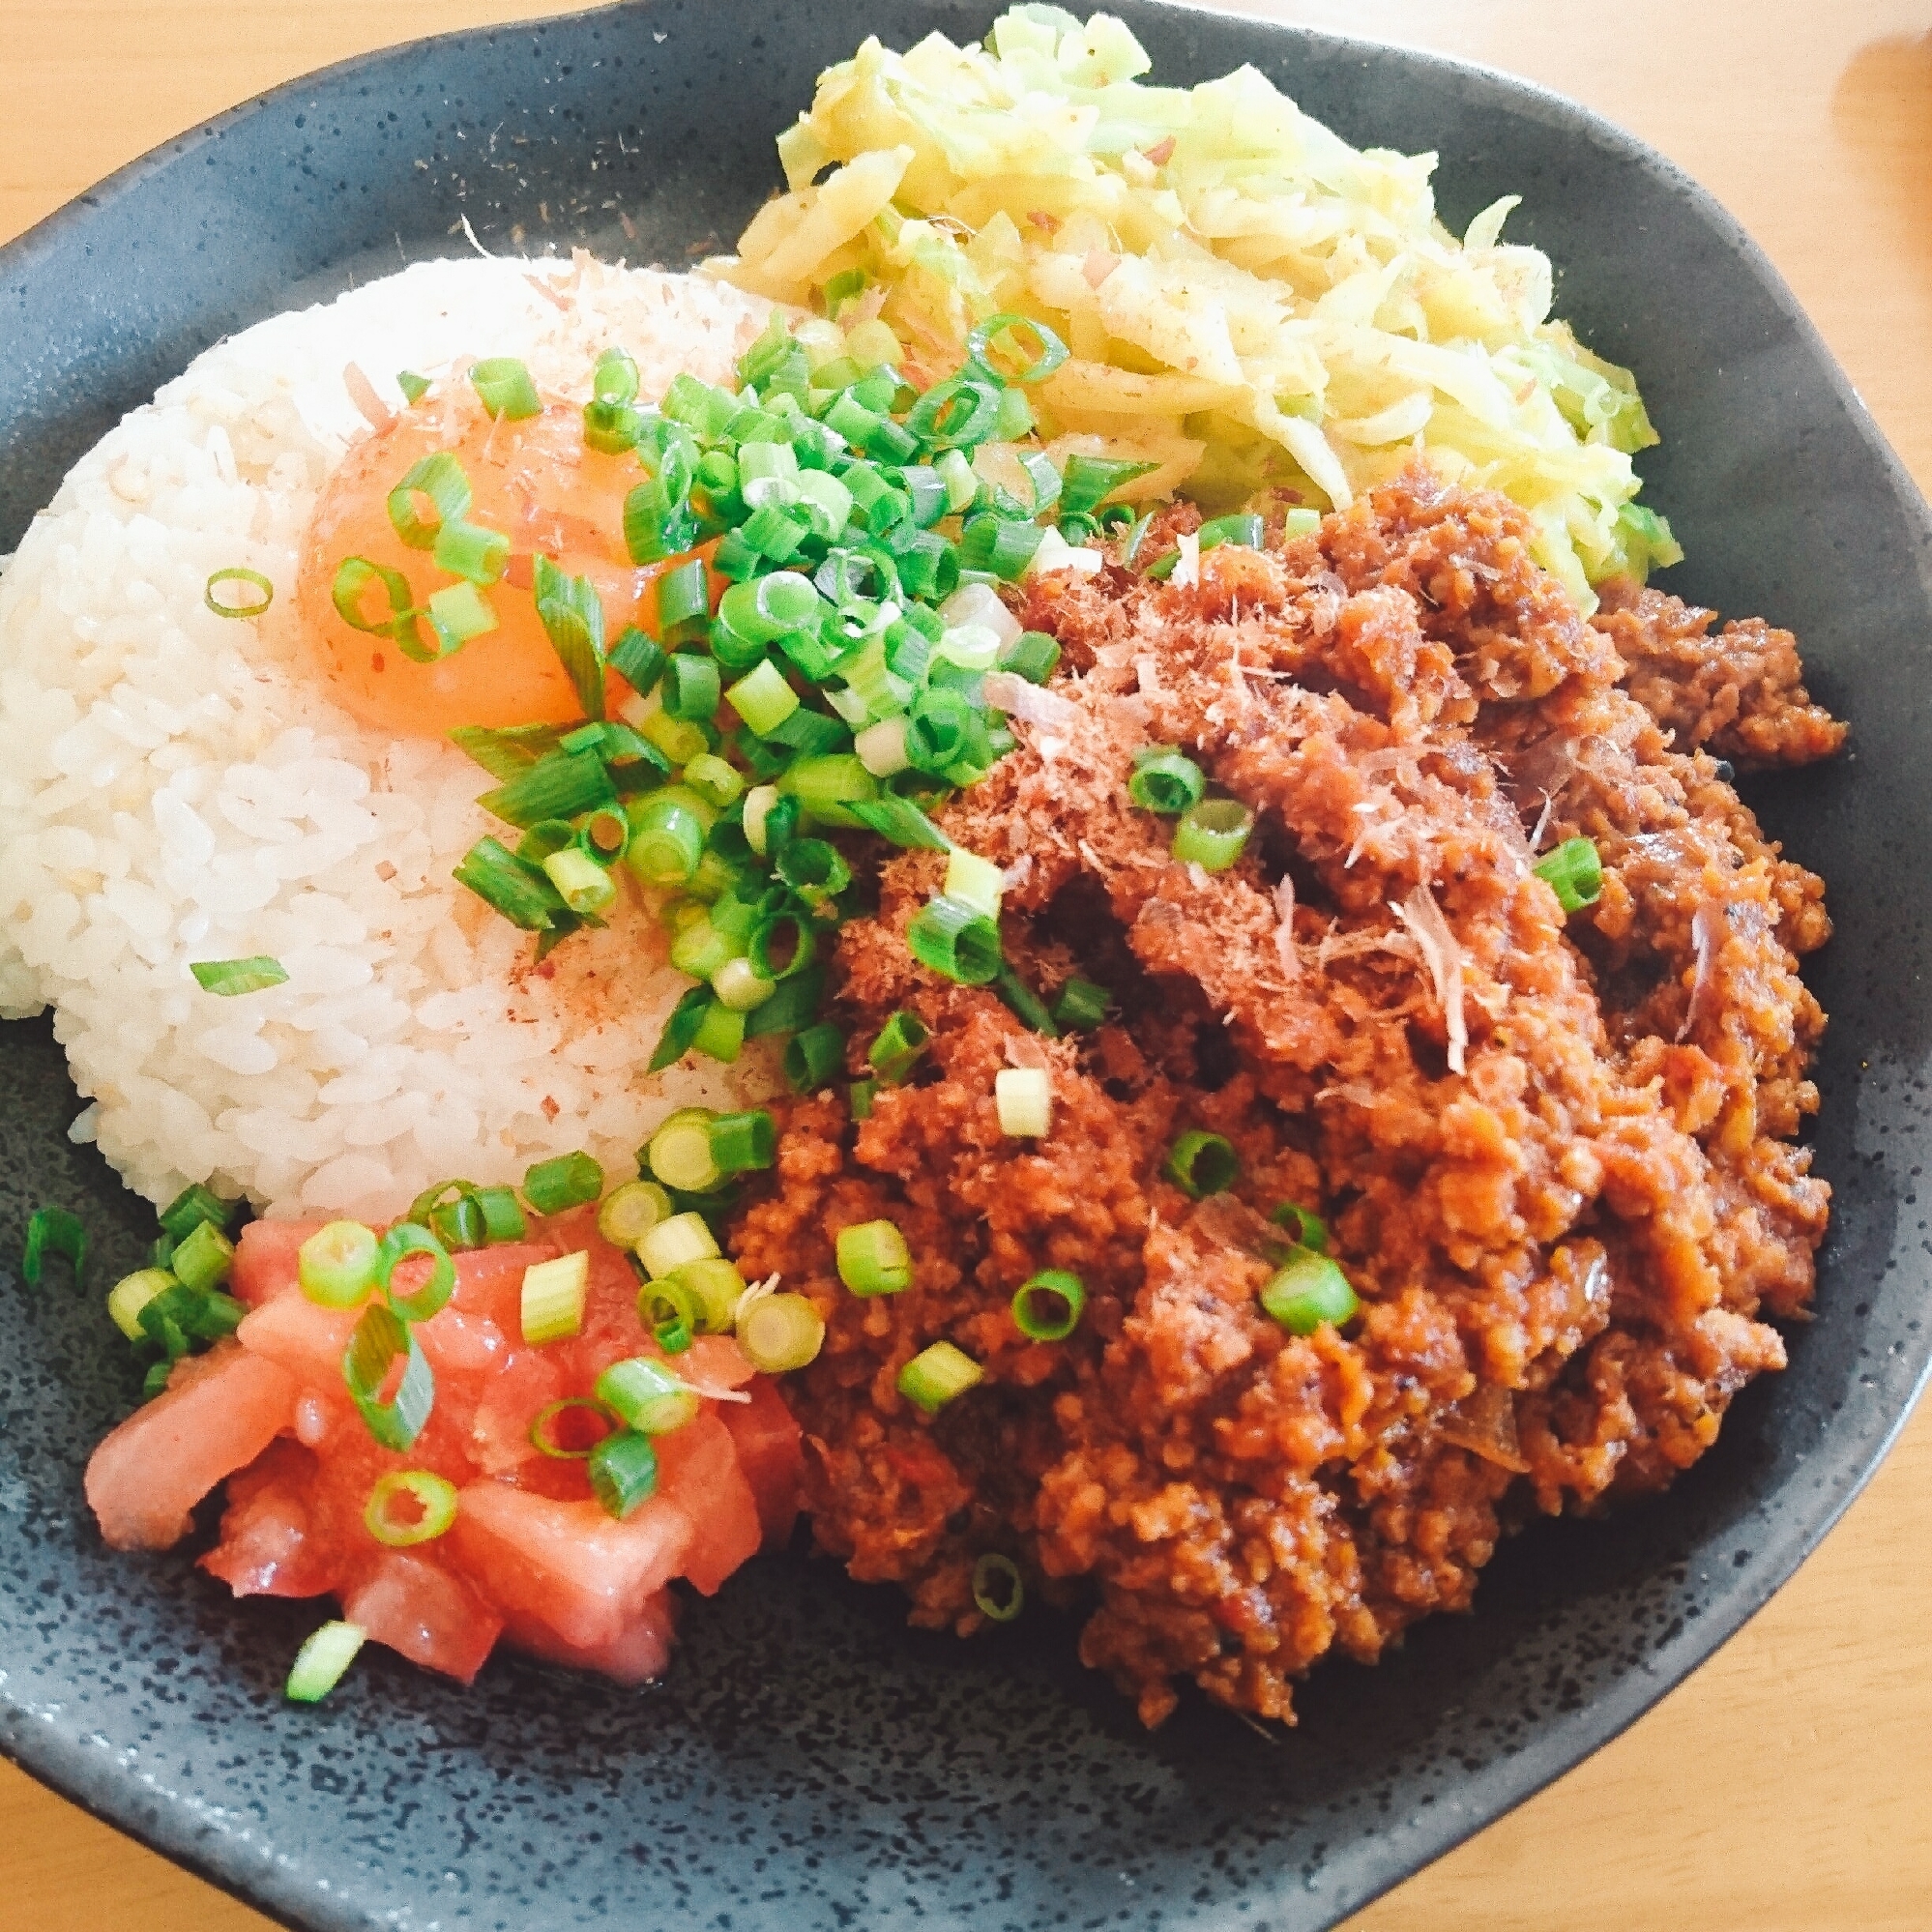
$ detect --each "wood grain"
[2,1,1928,1926]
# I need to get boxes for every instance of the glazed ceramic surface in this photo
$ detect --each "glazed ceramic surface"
[2,3,1927,1927]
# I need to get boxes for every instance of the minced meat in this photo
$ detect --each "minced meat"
[730,467,1838,1728]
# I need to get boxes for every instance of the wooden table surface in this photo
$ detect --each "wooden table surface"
[3,0,1929,1925]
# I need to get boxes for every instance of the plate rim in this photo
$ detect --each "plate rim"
[3,3,1931,1927]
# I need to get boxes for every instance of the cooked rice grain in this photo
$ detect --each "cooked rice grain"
[0,255,776,1218]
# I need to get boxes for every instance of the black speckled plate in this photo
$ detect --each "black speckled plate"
[2,4,1928,1927]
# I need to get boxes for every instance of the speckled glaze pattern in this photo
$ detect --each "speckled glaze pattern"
[1,3,1927,1927]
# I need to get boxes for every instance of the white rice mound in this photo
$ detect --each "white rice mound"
[0,253,783,1221]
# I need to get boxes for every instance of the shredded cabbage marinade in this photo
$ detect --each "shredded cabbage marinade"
[717,3,1681,609]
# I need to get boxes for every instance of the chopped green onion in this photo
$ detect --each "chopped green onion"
[106,1268,174,1341]
[683,752,745,810]
[596,1356,700,1436]
[647,984,714,1071]
[284,1621,366,1704]
[1270,1202,1330,1253]
[609,625,667,697]
[971,1552,1024,1622]
[784,1021,845,1094]
[170,1218,235,1295]
[159,1185,234,1242]
[374,1221,455,1322]
[843,795,951,851]
[341,1301,434,1450]
[365,1470,459,1548]
[1258,1251,1360,1335]
[1011,1269,1084,1342]
[690,998,746,1063]
[470,356,542,420]
[588,1427,659,1519]
[765,708,852,759]
[204,567,275,619]
[594,345,640,405]
[625,790,709,888]
[476,1186,528,1244]
[296,1221,379,1308]
[427,1193,487,1252]
[1281,508,1322,538]
[726,659,800,736]
[396,369,430,404]
[542,845,619,917]
[386,451,471,549]
[190,955,288,996]
[943,848,1005,920]
[849,1078,875,1121]
[478,748,615,830]
[432,519,510,587]
[1059,454,1157,516]
[661,653,721,721]
[648,1111,721,1194]
[1197,512,1266,552]
[868,1010,929,1085]
[743,964,827,1039]
[959,514,1046,582]
[738,1292,826,1374]
[637,1211,721,1280]
[904,688,987,774]
[907,894,1003,985]
[1533,836,1603,913]
[520,1250,590,1344]
[532,555,606,721]
[424,580,499,657]
[997,629,1061,685]
[993,962,1061,1039]
[776,836,851,909]
[529,1395,620,1458]
[453,835,567,931]
[1128,746,1206,814]
[994,1067,1051,1138]
[1166,1129,1239,1199]
[598,1179,672,1248]
[965,312,1069,386]
[331,555,418,649]
[22,1205,88,1289]
[837,1219,913,1297]
[522,1151,603,1216]
[670,914,737,981]
[748,910,815,981]
[776,752,878,829]
[710,1109,776,1175]
[712,956,776,1011]
[1172,798,1253,872]
[904,374,1003,450]
[897,1339,983,1414]
[668,1256,746,1333]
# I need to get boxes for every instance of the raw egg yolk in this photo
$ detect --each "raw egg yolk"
[297,397,690,738]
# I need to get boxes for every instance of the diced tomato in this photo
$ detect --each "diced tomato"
[467,1347,564,1475]
[496,1587,678,1687]
[236,1291,360,1387]
[340,1552,503,1685]
[679,1334,757,1396]
[719,1377,806,1549]
[415,1303,508,1379]
[85,1341,300,1549]
[200,1439,337,1598]
[231,1218,319,1306]
[446,1480,692,1651]
[656,1413,761,1595]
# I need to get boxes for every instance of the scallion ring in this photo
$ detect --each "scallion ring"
[364,1470,459,1548]
[1011,1269,1085,1342]
[1171,798,1253,873]
[204,567,275,620]
[971,1552,1025,1623]
[373,1220,455,1323]
[529,1395,622,1459]
[1165,1129,1239,1199]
